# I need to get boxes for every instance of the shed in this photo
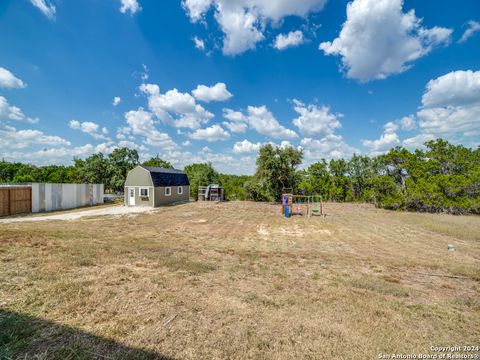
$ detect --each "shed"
[124,166,190,207]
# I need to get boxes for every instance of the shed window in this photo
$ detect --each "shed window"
[177,186,183,195]
[140,188,149,197]
[165,187,171,196]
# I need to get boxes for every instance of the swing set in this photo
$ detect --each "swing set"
[281,193,325,218]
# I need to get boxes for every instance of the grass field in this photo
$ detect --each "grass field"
[1,201,479,359]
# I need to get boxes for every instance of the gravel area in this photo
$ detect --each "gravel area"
[0,205,155,223]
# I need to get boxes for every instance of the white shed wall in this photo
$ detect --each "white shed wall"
[31,183,104,213]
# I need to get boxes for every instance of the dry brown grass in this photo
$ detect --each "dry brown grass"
[1,201,479,359]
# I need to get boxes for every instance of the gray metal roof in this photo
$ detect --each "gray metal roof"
[139,166,190,187]
[140,165,185,174]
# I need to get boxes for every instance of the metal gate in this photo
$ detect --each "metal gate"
[0,186,32,216]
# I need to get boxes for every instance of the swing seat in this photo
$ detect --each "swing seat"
[311,207,319,214]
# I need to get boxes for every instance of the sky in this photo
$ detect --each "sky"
[0,0,479,175]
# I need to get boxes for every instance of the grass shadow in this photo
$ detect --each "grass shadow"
[0,308,174,360]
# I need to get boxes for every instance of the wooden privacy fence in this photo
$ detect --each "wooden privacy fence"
[0,186,32,216]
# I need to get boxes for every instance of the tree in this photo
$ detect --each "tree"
[142,156,173,169]
[329,159,350,201]
[75,153,111,189]
[183,163,219,198]
[249,144,303,201]
[108,148,139,192]
[298,160,331,198]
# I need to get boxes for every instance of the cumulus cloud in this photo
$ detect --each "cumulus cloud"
[112,96,121,106]
[399,115,417,131]
[117,140,147,151]
[193,36,206,51]
[221,106,297,139]
[69,120,111,141]
[222,121,248,133]
[124,108,177,149]
[0,123,70,149]
[120,0,141,14]
[140,83,214,129]
[192,83,233,102]
[458,20,480,43]
[30,0,56,19]
[247,105,298,139]
[421,70,480,108]
[273,30,305,50]
[301,134,359,160]
[402,133,435,149]
[361,121,400,154]
[292,99,342,136]
[417,70,480,139]
[0,96,38,123]
[188,124,230,142]
[233,139,262,153]
[0,67,26,89]
[0,142,122,165]
[182,0,327,55]
[319,0,452,82]
[222,109,248,133]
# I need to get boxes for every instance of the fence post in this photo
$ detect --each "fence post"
[7,188,11,216]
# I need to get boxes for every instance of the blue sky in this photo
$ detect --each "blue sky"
[0,0,479,174]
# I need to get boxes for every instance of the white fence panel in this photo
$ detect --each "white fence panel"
[31,183,104,213]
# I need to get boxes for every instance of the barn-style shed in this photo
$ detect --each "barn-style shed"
[124,166,190,207]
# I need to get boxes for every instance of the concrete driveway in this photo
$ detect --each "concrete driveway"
[0,205,154,224]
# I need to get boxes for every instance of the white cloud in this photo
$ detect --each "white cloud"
[223,120,248,133]
[222,108,248,133]
[183,0,327,55]
[248,106,298,139]
[182,140,191,146]
[124,108,177,149]
[233,139,262,153]
[120,0,141,14]
[0,142,123,165]
[188,124,230,142]
[361,121,400,154]
[221,106,297,139]
[69,120,111,141]
[459,20,480,43]
[273,30,305,50]
[246,105,297,139]
[421,70,480,108]
[117,140,147,151]
[0,124,70,149]
[193,36,206,51]
[223,108,245,122]
[192,83,233,102]
[319,0,452,82]
[0,67,26,89]
[113,96,121,106]
[292,99,342,136]
[402,133,435,149]
[417,70,480,139]
[140,83,214,129]
[399,115,416,131]
[417,106,480,139]
[30,0,56,19]
[0,96,38,124]
[301,134,359,160]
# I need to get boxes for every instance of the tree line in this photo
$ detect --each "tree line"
[0,138,478,214]
[245,139,479,214]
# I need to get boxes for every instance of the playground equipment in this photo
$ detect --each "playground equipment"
[282,193,325,218]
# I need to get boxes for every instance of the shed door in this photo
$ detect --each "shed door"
[128,188,135,206]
